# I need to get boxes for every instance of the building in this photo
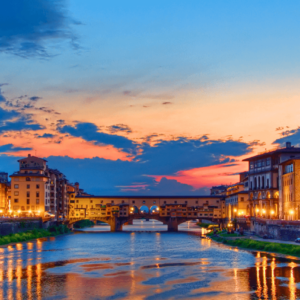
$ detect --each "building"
[68,196,226,220]
[225,182,248,221]
[243,142,300,219]
[48,169,68,219]
[9,154,50,217]
[280,158,300,220]
[210,185,228,196]
[0,172,9,215]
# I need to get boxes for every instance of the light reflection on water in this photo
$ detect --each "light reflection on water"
[0,220,298,299]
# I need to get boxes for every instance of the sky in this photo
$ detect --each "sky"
[1,0,300,195]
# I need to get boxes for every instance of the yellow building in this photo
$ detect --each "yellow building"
[280,158,300,220]
[10,155,50,217]
[225,183,248,220]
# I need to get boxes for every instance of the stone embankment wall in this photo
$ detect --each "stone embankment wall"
[251,219,300,241]
[0,219,57,236]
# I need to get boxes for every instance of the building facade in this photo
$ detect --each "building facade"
[243,142,300,219]
[10,155,50,217]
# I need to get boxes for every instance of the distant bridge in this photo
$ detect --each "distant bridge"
[67,195,226,231]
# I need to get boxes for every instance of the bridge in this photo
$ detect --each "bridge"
[67,195,226,231]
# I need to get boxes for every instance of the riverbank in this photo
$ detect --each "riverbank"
[0,224,70,246]
[208,232,300,257]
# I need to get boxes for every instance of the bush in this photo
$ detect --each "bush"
[73,219,94,229]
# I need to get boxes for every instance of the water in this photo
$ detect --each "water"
[0,220,300,299]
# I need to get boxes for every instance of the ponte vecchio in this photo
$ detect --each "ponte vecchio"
[68,195,226,231]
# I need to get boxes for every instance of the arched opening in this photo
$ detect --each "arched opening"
[139,205,149,213]
[130,205,139,214]
[150,205,159,214]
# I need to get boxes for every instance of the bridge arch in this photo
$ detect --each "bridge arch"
[139,205,149,213]
[150,205,159,213]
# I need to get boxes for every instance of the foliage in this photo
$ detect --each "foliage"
[73,219,94,229]
[197,223,218,229]
[210,236,300,257]
[0,225,70,246]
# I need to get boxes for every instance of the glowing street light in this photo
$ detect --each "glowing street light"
[290,210,294,215]
[271,210,275,215]
[234,208,237,212]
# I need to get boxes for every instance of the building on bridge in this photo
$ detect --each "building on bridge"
[68,196,226,231]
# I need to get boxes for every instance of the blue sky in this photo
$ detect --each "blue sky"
[0,0,300,195]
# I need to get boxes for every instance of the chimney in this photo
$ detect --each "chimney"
[28,154,31,157]
[286,142,292,148]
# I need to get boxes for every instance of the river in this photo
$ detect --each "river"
[0,220,299,299]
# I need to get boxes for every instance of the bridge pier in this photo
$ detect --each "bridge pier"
[167,218,178,232]
[109,216,123,232]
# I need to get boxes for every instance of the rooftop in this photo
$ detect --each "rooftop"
[243,142,300,162]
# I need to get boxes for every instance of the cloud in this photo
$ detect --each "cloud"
[138,137,251,175]
[57,122,138,153]
[29,96,42,101]
[162,102,172,105]
[37,133,55,138]
[0,107,44,133]
[0,0,79,58]
[0,107,19,120]
[273,127,300,147]
[0,88,6,102]
[107,124,132,134]
[0,144,32,153]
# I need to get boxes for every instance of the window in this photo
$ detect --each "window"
[26,177,31,181]
[175,201,177,204]
[132,200,135,204]
[27,184,30,189]
[36,184,40,189]
[266,158,271,166]
[36,192,39,197]
[86,205,88,208]
[27,199,30,205]
[185,201,188,204]
[250,162,254,169]
[266,178,269,188]
[241,197,244,202]
[14,191,19,196]
[14,184,19,189]
[14,199,18,203]
[14,178,19,182]
[90,200,93,203]
[196,201,198,204]
[26,192,30,197]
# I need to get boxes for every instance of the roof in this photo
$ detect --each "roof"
[279,157,300,165]
[10,173,48,178]
[226,191,248,197]
[243,147,300,162]
[17,155,47,162]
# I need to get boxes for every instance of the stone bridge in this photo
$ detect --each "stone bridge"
[67,195,225,232]
[68,212,219,232]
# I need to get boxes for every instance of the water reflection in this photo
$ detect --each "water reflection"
[0,220,299,299]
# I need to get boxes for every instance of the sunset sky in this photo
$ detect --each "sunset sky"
[1,0,300,195]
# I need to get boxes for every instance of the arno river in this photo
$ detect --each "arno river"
[0,220,300,299]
